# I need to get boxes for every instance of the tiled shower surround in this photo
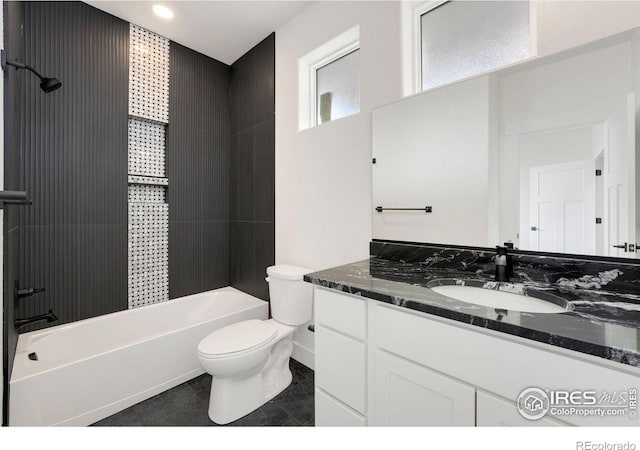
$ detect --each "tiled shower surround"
[3,6,275,423]
[127,24,171,308]
[4,0,274,333]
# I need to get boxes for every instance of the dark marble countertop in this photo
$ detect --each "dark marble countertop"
[304,255,640,369]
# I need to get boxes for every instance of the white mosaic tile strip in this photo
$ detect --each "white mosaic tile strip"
[128,202,169,308]
[128,270,168,308]
[128,118,166,177]
[128,23,170,309]
[128,175,168,186]
[128,185,165,203]
[128,257,167,278]
[129,24,170,123]
[128,203,168,231]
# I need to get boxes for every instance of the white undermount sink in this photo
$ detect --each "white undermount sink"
[429,283,572,314]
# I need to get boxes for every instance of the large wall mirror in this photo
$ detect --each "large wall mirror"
[372,27,640,259]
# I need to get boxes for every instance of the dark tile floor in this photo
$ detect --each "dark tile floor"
[92,359,314,426]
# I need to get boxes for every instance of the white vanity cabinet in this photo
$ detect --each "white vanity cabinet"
[313,286,640,427]
[314,288,368,426]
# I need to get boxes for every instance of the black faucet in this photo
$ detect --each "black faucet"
[494,246,513,282]
[15,309,57,330]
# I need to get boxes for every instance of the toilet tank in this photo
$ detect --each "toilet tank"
[266,265,313,326]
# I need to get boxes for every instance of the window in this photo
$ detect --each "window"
[316,49,360,124]
[298,26,360,130]
[420,1,530,91]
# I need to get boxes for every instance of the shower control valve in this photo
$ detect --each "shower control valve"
[17,287,46,299]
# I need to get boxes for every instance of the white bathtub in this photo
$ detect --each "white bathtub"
[9,286,268,426]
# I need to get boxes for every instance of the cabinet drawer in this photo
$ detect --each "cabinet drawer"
[315,388,366,427]
[477,390,568,427]
[314,287,366,340]
[315,325,366,414]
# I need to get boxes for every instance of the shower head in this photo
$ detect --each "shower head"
[1,50,62,93]
[40,77,62,93]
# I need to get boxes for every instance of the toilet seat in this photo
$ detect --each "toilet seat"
[198,320,277,359]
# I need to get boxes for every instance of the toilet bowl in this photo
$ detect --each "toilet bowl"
[197,264,313,424]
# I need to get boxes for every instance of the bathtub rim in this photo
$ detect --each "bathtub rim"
[11,286,269,383]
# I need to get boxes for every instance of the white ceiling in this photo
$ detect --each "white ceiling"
[85,1,311,65]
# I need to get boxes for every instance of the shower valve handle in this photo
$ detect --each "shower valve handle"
[17,287,46,298]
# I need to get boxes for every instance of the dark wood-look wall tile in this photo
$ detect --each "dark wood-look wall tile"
[202,130,230,222]
[202,221,230,291]
[15,2,129,334]
[75,224,128,319]
[237,221,256,296]
[230,65,239,136]
[253,33,275,125]
[237,129,255,222]
[167,125,204,223]
[169,221,203,299]
[236,48,255,133]
[168,42,231,296]
[229,33,275,302]
[229,221,239,285]
[20,2,129,228]
[254,119,275,223]
[254,222,275,301]
[230,134,239,221]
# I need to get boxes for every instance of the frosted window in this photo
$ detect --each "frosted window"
[316,49,360,124]
[421,1,530,91]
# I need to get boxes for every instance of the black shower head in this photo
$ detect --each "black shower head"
[40,77,62,93]
[1,50,62,94]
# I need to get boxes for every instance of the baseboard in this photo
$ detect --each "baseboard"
[291,341,314,370]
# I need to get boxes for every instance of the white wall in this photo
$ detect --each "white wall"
[498,41,632,137]
[536,1,640,57]
[276,1,402,272]
[275,1,403,367]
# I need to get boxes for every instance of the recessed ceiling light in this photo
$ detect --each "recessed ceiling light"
[153,4,174,19]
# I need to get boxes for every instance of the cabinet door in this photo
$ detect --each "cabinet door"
[477,390,568,427]
[374,350,475,426]
[315,325,366,414]
[315,389,366,427]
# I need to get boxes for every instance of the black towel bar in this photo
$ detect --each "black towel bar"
[375,206,432,213]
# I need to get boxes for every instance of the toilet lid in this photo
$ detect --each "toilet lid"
[198,320,277,356]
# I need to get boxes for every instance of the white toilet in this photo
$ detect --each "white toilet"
[197,264,313,424]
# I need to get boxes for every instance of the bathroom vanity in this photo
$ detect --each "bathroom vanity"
[307,241,640,427]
